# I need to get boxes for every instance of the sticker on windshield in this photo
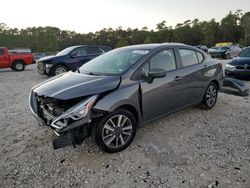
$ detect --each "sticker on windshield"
[132,50,149,55]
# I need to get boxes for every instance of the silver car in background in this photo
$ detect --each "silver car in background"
[209,46,242,59]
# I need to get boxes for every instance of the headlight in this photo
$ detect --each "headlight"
[45,63,53,68]
[225,64,236,71]
[51,95,98,129]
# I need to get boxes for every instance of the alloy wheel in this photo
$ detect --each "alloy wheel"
[55,67,67,75]
[15,63,24,70]
[102,115,133,149]
[206,85,217,107]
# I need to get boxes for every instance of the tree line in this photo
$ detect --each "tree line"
[0,10,249,52]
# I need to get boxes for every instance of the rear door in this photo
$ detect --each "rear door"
[139,48,190,122]
[86,46,104,60]
[0,48,9,68]
[177,48,208,103]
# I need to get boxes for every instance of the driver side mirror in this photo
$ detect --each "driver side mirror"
[148,70,166,83]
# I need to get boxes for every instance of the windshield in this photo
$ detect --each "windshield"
[220,46,230,50]
[79,48,150,75]
[56,46,76,56]
[239,48,250,58]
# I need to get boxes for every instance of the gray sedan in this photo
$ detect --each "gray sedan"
[29,43,223,153]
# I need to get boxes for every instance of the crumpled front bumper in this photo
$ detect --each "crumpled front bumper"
[28,90,92,134]
[29,90,45,126]
[29,90,93,149]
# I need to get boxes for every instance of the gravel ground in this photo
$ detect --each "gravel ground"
[0,61,249,188]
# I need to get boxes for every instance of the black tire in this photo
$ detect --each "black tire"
[226,53,230,59]
[11,60,25,71]
[202,82,218,110]
[94,109,137,153]
[52,65,68,76]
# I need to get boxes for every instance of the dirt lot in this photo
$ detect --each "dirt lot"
[0,61,249,188]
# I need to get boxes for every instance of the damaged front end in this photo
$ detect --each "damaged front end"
[29,91,98,149]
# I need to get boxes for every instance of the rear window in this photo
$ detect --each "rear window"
[87,46,103,55]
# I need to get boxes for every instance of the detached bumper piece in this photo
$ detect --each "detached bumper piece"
[53,124,91,149]
[223,77,249,96]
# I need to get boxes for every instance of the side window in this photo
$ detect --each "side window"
[87,46,103,55]
[149,49,176,72]
[0,49,4,55]
[179,49,199,67]
[72,47,86,56]
[196,51,204,63]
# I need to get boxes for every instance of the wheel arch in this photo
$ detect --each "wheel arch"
[53,62,69,69]
[114,104,139,125]
[210,79,220,90]
[11,59,25,66]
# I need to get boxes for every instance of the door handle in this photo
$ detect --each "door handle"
[174,76,182,81]
[204,64,208,68]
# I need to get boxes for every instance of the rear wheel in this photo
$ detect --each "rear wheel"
[53,65,68,76]
[202,82,218,109]
[94,109,137,153]
[11,60,25,71]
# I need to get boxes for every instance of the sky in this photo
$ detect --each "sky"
[0,0,249,33]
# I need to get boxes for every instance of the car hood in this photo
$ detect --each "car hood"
[37,55,56,62]
[33,72,121,100]
[229,57,250,65]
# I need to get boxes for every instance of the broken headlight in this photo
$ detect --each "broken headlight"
[51,95,97,129]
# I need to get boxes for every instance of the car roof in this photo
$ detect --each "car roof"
[118,43,189,51]
[70,45,111,48]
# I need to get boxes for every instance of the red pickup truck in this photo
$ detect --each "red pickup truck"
[0,47,35,71]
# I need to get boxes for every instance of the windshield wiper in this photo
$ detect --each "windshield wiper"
[84,72,101,76]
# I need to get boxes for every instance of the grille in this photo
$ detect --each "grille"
[37,62,45,74]
[236,65,250,70]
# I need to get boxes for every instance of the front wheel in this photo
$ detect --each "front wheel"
[53,65,68,76]
[94,109,137,153]
[202,82,218,109]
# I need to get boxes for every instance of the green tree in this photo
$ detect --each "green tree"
[241,12,250,45]
[220,10,243,43]
[144,36,153,43]
[115,39,129,48]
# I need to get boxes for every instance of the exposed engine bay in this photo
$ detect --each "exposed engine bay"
[30,92,101,149]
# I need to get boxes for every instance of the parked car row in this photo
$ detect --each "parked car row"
[209,45,242,59]
[194,44,242,59]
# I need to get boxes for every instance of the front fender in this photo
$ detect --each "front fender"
[94,82,143,125]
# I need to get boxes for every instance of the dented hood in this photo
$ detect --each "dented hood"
[33,71,121,100]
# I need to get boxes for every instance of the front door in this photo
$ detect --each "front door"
[68,47,88,70]
[0,48,9,68]
[139,49,189,122]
